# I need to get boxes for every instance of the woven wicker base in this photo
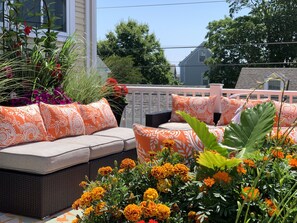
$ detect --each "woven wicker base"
[89,149,137,180]
[0,149,137,219]
[0,163,88,219]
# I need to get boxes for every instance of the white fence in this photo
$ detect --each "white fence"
[120,84,297,127]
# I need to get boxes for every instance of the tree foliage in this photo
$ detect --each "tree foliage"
[97,19,176,85]
[205,0,297,87]
[104,55,143,84]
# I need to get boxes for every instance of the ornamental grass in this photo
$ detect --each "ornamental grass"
[72,102,297,223]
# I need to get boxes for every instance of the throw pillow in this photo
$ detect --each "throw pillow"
[170,94,217,125]
[39,102,85,140]
[218,97,269,126]
[133,123,224,162]
[78,98,118,135]
[0,104,47,148]
[273,101,297,127]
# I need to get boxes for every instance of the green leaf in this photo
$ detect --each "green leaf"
[197,151,242,170]
[177,111,228,156]
[223,102,275,157]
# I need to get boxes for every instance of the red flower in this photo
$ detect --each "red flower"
[51,63,62,80]
[149,220,158,223]
[106,77,118,85]
[120,84,128,96]
[24,22,32,35]
[113,85,122,97]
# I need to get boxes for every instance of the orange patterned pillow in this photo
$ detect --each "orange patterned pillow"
[170,94,217,125]
[273,101,297,127]
[0,104,47,148]
[217,97,269,126]
[133,124,224,162]
[39,102,85,140]
[78,98,118,134]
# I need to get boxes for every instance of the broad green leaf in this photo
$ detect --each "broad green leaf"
[223,102,275,157]
[177,111,228,156]
[197,151,242,170]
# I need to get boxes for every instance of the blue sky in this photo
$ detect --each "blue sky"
[96,0,231,67]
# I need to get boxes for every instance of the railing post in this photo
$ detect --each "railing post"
[209,83,224,113]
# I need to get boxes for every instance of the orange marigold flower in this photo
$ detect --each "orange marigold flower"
[241,187,260,201]
[91,186,106,200]
[118,168,125,173]
[265,198,278,217]
[163,163,174,177]
[263,156,269,161]
[174,163,189,176]
[213,171,232,183]
[143,188,159,201]
[140,201,157,218]
[79,181,87,188]
[188,211,196,219]
[79,191,92,207]
[272,149,285,159]
[151,166,166,180]
[94,202,106,215]
[237,163,247,175]
[157,179,172,193]
[72,198,81,210]
[289,158,297,168]
[84,206,94,216]
[163,139,175,147]
[286,154,293,159]
[203,177,215,187]
[149,151,157,158]
[120,158,136,169]
[98,166,113,176]
[72,218,79,223]
[243,159,256,168]
[156,204,171,220]
[123,204,142,222]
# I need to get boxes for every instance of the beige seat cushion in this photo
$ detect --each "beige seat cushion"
[159,122,192,130]
[92,127,136,151]
[57,135,124,160]
[158,122,223,131]
[0,141,90,175]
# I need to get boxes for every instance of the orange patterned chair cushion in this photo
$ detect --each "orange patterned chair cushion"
[0,104,47,148]
[78,98,118,134]
[39,102,85,140]
[217,97,269,126]
[273,101,297,127]
[133,123,225,162]
[170,94,217,125]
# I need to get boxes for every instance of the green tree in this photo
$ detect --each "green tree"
[205,0,297,87]
[97,19,176,84]
[104,55,143,84]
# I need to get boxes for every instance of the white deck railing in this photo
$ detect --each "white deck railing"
[120,84,297,127]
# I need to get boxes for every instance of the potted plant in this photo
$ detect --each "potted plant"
[101,77,129,126]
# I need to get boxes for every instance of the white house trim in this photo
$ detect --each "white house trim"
[85,0,91,70]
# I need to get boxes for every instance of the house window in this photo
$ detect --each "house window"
[19,0,66,32]
[0,0,74,38]
[199,51,206,62]
[268,80,281,90]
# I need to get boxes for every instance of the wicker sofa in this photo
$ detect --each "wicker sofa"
[0,100,137,219]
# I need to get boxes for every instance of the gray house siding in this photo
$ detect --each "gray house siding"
[179,43,211,86]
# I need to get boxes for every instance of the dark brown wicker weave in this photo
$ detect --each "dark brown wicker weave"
[0,149,137,219]
[89,149,137,180]
[0,163,88,219]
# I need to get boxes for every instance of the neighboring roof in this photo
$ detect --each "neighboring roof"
[235,67,297,90]
[179,42,210,66]
[97,56,111,80]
